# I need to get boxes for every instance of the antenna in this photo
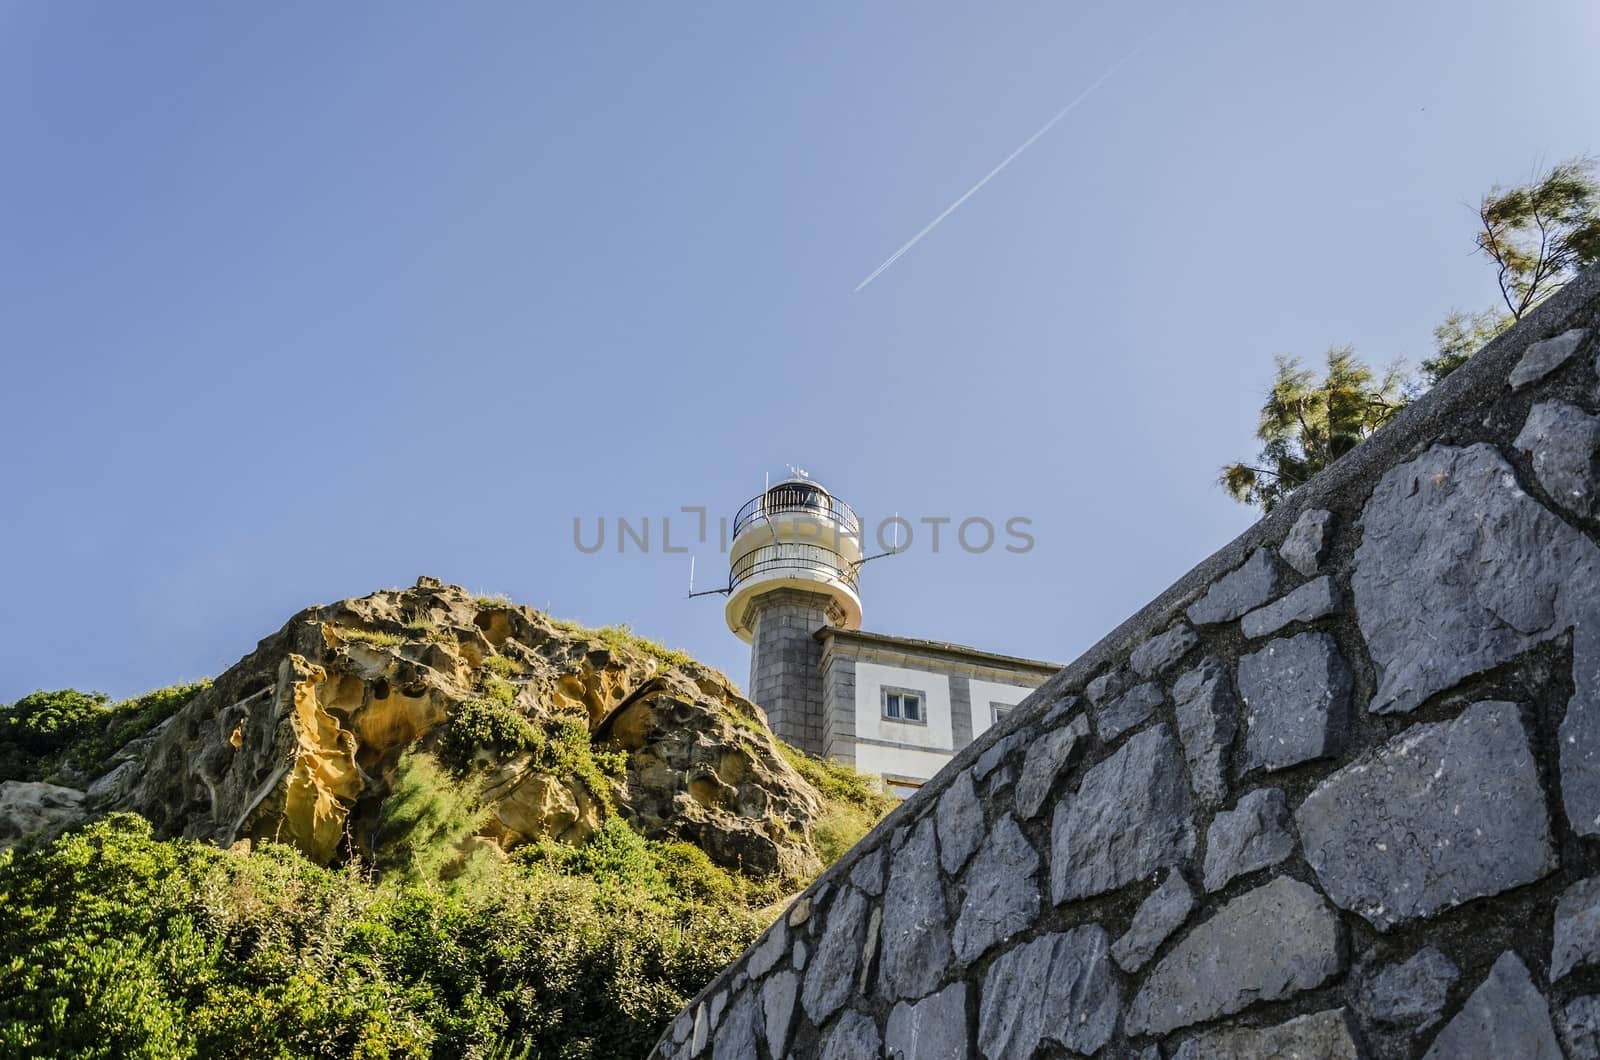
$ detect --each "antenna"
[687,554,731,598]
[852,509,905,570]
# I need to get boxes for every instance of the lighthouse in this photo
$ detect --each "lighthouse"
[714,470,1057,798]
[724,475,864,753]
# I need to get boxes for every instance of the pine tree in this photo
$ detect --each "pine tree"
[1220,349,1408,511]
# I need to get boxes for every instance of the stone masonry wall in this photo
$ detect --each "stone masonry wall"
[654,264,1600,1060]
[748,589,833,755]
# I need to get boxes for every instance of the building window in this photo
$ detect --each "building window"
[884,775,923,800]
[881,686,926,724]
[990,702,1014,724]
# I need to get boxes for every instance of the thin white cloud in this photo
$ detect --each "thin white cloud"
[854,42,1148,293]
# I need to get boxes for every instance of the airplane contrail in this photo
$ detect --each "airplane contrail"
[853,42,1148,293]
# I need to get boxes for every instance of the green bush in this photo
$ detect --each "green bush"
[0,690,109,760]
[0,683,208,783]
[0,814,769,1058]
[373,754,492,888]
[437,699,537,774]
[439,703,622,814]
[482,654,522,679]
[63,681,210,775]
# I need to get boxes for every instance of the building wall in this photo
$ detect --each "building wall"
[818,651,856,767]
[850,662,954,788]
[819,636,1054,794]
[967,677,1036,741]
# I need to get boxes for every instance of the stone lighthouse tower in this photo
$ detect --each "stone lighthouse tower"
[724,475,863,753]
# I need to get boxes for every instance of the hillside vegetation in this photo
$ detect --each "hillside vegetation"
[0,581,894,1058]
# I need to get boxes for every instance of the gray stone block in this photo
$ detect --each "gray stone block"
[1423,951,1561,1060]
[1186,547,1283,625]
[977,925,1118,1059]
[761,971,798,1058]
[1296,700,1555,931]
[936,770,983,875]
[1515,401,1600,519]
[1096,681,1163,741]
[1051,724,1194,903]
[878,816,952,1001]
[848,845,885,897]
[1238,631,1350,772]
[1172,1008,1360,1059]
[1130,621,1199,678]
[801,885,867,1023]
[1086,666,1133,706]
[1202,787,1295,892]
[1014,713,1089,819]
[1509,327,1590,388]
[1554,876,1600,981]
[1566,995,1600,1060]
[746,920,787,978]
[885,982,968,1060]
[819,1009,881,1060]
[1359,946,1458,1031]
[1111,869,1195,972]
[972,731,1023,783]
[691,1000,708,1055]
[1239,576,1341,639]
[1172,656,1236,807]
[1040,695,1077,728]
[1127,876,1343,1037]
[953,814,1038,964]
[1280,507,1334,576]
[1352,443,1600,716]
[711,987,758,1060]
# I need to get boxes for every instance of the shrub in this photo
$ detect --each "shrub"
[373,754,491,888]
[546,617,693,669]
[0,813,771,1058]
[63,681,209,775]
[0,690,109,760]
[437,699,537,774]
[0,683,209,783]
[776,742,895,817]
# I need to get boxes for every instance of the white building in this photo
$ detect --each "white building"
[719,475,1057,798]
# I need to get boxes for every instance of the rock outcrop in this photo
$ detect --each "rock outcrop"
[0,780,87,848]
[65,580,830,877]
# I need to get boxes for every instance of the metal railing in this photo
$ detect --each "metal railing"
[731,484,861,541]
[729,541,859,591]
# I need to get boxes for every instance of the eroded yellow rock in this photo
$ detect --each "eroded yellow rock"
[112,578,839,881]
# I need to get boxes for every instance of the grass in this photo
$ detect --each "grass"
[546,616,693,669]
[774,742,896,867]
[483,654,523,679]
[776,742,896,817]
[336,628,406,649]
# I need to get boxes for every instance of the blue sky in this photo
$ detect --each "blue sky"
[2,1,1597,702]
